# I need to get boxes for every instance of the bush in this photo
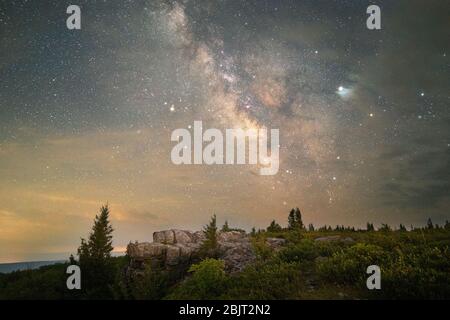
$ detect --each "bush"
[382,246,450,299]
[168,258,228,299]
[224,260,303,299]
[279,239,318,262]
[317,243,388,285]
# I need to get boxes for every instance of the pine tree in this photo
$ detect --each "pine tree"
[221,220,230,232]
[366,222,375,231]
[267,220,282,232]
[288,207,304,230]
[445,220,450,230]
[201,214,218,256]
[427,218,434,229]
[294,208,304,230]
[288,209,296,229]
[308,223,314,231]
[399,224,407,231]
[77,204,115,298]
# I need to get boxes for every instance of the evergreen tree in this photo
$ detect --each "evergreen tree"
[294,208,304,229]
[399,224,407,231]
[288,209,296,229]
[445,220,450,230]
[201,214,218,256]
[366,222,375,231]
[427,218,434,229]
[69,254,76,265]
[250,227,256,237]
[221,220,230,232]
[288,207,304,230]
[308,223,314,231]
[267,220,282,232]
[77,204,114,298]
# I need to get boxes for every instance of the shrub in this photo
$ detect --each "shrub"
[224,260,303,299]
[168,258,228,299]
[279,239,318,263]
[317,243,388,285]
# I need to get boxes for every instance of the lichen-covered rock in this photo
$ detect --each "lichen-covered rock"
[153,230,175,244]
[314,235,354,243]
[165,245,181,265]
[217,230,246,242]
[266,237,286,248]
[128,229,286,274]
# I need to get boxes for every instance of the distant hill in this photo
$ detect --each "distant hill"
[0,260,66,274]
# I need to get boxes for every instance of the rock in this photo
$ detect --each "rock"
[153,230,175,244]
[217,230,246,242]
[266,237,286,248]
[165,245,181,265]
[173,230,194,244]
[342,237,355,243]
[128,229,286,274]
[314,235,341,242]
[314,235,354,243]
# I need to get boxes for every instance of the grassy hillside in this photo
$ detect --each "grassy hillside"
[1,227,449,300]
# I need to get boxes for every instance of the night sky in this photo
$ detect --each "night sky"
[0,0,449,262]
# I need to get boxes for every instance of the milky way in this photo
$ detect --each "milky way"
[0,0,449,262]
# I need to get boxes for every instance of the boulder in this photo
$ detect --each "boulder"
[217,230,246,242]
[173,229,195,244]
[153,230,175,244]
[314,235,354,243]
[128,229,287,273]
[165,245,181,265]
[266,237,286,248]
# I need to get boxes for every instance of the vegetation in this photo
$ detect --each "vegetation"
[200,214,219,257]
[76,205,115,299]
[0,205,449,300]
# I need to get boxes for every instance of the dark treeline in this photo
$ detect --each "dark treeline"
[1,205,449,300]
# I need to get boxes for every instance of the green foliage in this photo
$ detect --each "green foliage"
[251,235,274,260]
[1,206,449,300]
[317,243,388,285]
[288,208,304,230]
[127,264,170,300]
[0,263,74,300]
[267,220,282,232]
[224,260,303,299]
[279,239,318,262]
[200,214,219,257]
[381,245,450,299]
[169,259,227,299]
[221,220,230,232]
[77,204,115,299]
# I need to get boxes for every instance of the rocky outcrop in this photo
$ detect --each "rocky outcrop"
[314,235,355,243]
[127,229,286,273]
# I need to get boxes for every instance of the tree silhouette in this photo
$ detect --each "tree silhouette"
[288,208,304,230]
[77,204,114,298]
[267,220,282,232]
[221,220,230,232]
[201,214,218,256]
[427,218,434,229]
